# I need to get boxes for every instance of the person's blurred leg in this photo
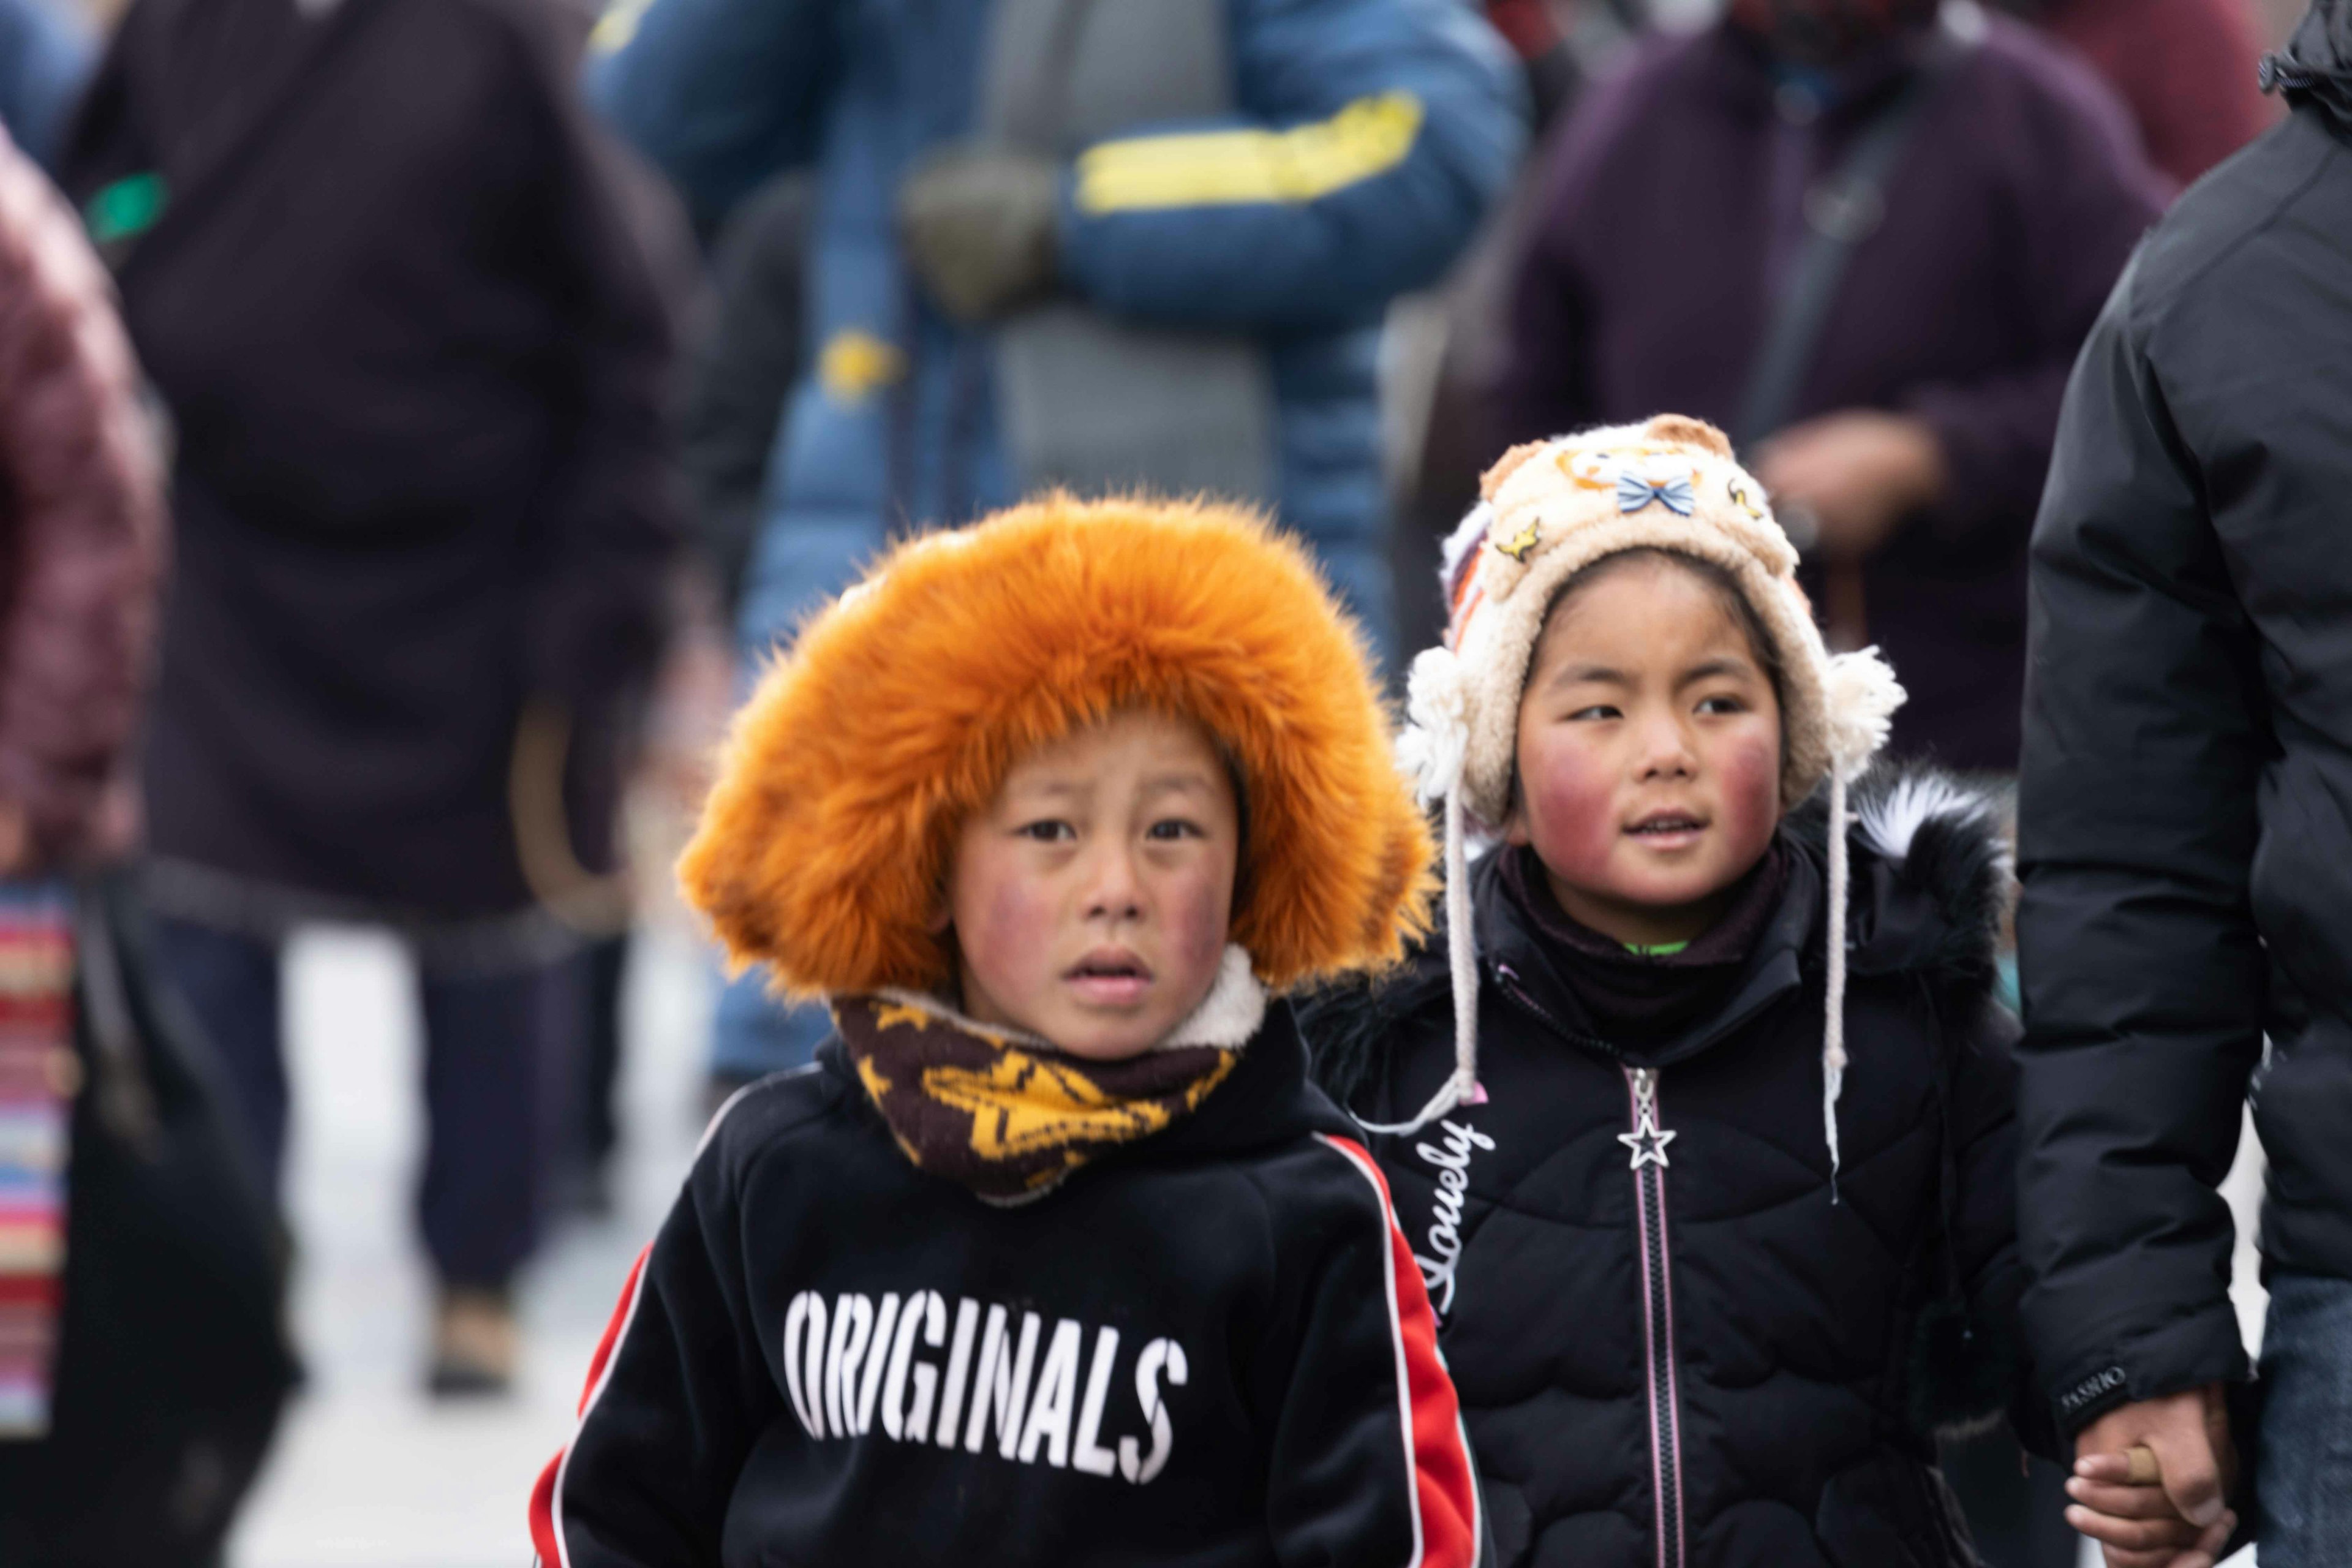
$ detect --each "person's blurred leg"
[143,914,286,1191]
[567,930,630,1213]
[2257,1271,2352,1565]
[414,953,581,1394]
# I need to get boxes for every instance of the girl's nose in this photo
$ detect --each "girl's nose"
[1634,709,1698,780]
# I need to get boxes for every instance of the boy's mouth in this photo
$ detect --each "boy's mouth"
[1065,948,1154,1007]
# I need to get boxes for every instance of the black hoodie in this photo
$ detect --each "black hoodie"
[529,1006,1483,1568]
[1308,774,2040,1568]
[2016,0,2352,1439]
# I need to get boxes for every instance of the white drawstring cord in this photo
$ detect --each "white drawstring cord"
[1822,765,1852,1205]
[1360,786,1479,1138]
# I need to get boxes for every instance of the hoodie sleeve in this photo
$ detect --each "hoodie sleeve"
[2014,252,2263,1436]
[1053,0,1524,333]
[530,1095,784,1568]
[1253,1134,1485,1568]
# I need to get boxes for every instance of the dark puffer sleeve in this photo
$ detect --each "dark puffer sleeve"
[531,1090,785,1568]
[1254,1134,1486,1568]
[1941,999,2058,1455]
[2015,254,2264,1434]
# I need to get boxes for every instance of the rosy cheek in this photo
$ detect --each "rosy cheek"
[956,856,1055,1001]
[1518,734,1622,883]
[1713,733,1781,862]
[1161,871,1234,974]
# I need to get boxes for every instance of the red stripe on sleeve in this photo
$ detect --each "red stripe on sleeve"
[1319,1134,1482,1568]
[530,1244,653,1568]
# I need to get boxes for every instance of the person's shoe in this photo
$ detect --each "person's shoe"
[428,1286,518,1398]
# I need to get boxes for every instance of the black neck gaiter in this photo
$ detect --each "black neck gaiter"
[1500,839,1791,1044]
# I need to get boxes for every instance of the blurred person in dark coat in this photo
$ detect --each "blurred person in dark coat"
[59,0,684,1396]
[1998,0,2274,189]
[1490,0,2167,772]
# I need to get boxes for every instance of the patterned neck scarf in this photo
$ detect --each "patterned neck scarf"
[835,947,1264,1205]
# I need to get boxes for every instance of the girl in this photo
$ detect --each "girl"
[1313,415,2054,1567]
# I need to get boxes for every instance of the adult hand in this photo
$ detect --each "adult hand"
[897,143,1061,324]
[2067,1384,2238,1568]
[1750,410,1947,560]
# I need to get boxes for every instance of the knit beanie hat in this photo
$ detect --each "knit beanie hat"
[679,493,1436,1004]
[1379,415,1905,1187]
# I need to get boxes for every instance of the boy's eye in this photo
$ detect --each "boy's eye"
[1017,820,1077,843]
[1696,695,1747,715]
[1145,818,1202,842]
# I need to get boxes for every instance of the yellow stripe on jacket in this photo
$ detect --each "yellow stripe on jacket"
[1074,92,1425,214]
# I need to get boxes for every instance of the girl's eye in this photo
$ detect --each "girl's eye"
[1018,820,1077,843]
[1567,704,1621,722]
[1145,819,1202,842]
[1696,695,1747,715]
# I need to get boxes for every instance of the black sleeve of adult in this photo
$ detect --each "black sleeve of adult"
[530,1106,778,1567]
[2013,254,2265,1436]
[516,30,690,715]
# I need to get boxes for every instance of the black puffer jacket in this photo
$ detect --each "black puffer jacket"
[2015,0,2352,1438]
[1309,775,2041,1568]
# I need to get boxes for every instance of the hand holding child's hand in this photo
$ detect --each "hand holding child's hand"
[2066,1385,2238,1568]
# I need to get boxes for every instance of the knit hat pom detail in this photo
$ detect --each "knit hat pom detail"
[1397,646,1472,806]
[1825,647,1907,777]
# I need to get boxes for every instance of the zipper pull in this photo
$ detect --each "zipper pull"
[1619,1068,1676,1170]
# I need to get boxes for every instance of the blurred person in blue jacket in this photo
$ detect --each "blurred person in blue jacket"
[592,0,1525,1092]
[0,0,88,170]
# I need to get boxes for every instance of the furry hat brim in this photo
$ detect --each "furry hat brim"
[679,494,1436,1000]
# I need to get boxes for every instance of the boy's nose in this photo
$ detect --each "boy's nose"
[1081,840,1147,921]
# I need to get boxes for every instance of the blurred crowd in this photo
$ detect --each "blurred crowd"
[0,0,2314,1562]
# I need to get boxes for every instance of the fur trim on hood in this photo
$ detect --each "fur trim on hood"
[679,493,1436,1000]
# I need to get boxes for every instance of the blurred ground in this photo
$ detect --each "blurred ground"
[226,914,712,1568]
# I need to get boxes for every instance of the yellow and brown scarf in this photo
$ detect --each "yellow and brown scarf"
[834,954,1261,1204]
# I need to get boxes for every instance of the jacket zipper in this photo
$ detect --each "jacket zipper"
[1490,965,1689,1568]
[1623,1066,1686,1568]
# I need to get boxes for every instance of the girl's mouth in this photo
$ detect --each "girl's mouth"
[1627,814,1707,837]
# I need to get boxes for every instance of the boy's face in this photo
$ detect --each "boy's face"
[944,709,1240,1061]
[1506,556,1783,949]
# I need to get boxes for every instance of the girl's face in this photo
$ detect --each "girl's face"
[1506,555,1784,950]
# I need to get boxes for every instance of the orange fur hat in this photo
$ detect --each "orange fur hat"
[679,494,1435,1001]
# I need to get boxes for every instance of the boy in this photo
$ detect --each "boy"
[530,494,1482,1567]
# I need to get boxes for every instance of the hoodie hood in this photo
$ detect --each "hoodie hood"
[2263,0,2352,130]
